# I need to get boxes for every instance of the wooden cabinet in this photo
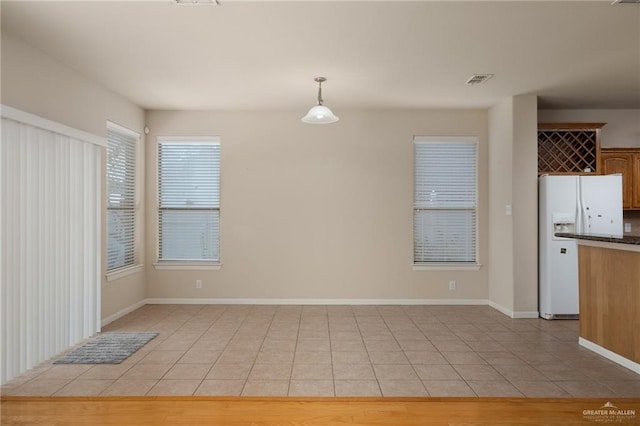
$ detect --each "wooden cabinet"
[601,148,640,210]
[578,242,640,365]
[635,154,640,208]
[538,123,604,175]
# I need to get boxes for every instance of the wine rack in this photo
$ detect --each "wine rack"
[538,123,604,175]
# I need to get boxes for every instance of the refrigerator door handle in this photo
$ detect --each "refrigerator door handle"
[585,204,590,232]
[575,177,584,233]
[580,177,590,233]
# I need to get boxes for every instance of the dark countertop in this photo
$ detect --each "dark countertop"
[555,232,640,246]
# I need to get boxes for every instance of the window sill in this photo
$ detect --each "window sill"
[412,263,482,271]
[153,262,222,271]
[106,264,144,282]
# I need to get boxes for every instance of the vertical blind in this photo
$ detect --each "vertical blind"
[1,108,102,384]
[158,138,220,262]
[106,122,138,271]
[414,137,478,263]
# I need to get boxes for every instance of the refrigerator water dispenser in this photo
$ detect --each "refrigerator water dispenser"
[552,213,575,239]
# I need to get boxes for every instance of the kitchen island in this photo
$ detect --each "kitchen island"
[556,232,640,374]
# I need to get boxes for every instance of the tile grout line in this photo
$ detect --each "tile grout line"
[175,304,242,396]
[326,306,336,397]
[354,306,383,396]
[442,311,521,397]
[144,304,211,396]
[403,305,446,397]
[410,309,436,388]
[239,305,277,396]
[378,306,429,397]
[187,305,230,396]
[435,310,487,397]
[98,307,182,396]
[292,305,304,396]
[285,305,301,397]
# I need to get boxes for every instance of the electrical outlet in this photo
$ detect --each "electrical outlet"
[195,279,202,289]
[624,223,631,233]
[449,280,456,291]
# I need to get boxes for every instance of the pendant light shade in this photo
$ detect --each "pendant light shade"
[302,77,339,124]
[302,105,339,124]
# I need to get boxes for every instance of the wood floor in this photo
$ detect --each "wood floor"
[2,396,639,425]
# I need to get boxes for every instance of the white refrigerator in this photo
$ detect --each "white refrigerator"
[538,174,623,320]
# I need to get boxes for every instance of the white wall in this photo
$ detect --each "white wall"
[538,109,640,148]
[144,109,490,302]
[1,31,147,321]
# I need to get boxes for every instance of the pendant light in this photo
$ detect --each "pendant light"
[301,77,339,124]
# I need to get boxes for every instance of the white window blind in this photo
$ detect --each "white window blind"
[106,122,139,271]
[414,136,478,264]
[1,106,102,384]
[158,138,220,262]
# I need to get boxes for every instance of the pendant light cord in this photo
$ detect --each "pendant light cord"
[317,80,324,106]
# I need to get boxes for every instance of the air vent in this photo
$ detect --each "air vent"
[465,74,494,85]
[173,0,219,5]
[611,0,640,4]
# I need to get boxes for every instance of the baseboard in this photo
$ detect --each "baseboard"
[512,311,540,319]
[101,299,147,327]
[105,298,538,320]
[488,301,513,317]
[579,337,640,375]
[488,301,539,319]
[144,298,491,306]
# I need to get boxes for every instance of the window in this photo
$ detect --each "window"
[413,136,478,265]
[106,122,139,271]
[157,137,220,263]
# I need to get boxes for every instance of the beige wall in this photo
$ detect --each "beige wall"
[512,96,538,313]
[538,109,640,148]
[1,32,147,320]
[488,98,515,312]
[4,29,535,311]
[488,95,538,316]
[145,109,489,301]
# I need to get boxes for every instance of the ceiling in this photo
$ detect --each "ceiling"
[1,1,639,111]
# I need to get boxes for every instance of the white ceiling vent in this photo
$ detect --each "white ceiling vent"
[610,0,640,4]
[173,0,219,5]
[465,74,494,85]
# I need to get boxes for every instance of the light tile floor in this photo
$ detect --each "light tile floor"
[2,304,640,397]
